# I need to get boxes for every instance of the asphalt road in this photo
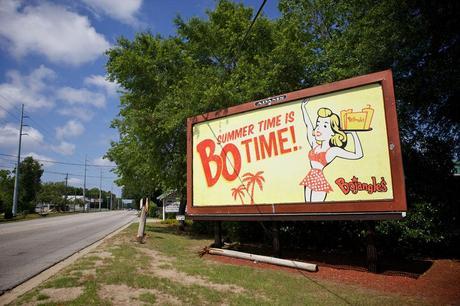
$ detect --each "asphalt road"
[0,210,137,294]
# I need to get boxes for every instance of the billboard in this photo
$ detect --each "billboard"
[187,70,406,220]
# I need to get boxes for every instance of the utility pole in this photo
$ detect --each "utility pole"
[64,173,68,212]
[98,169,102,211]
[83,155,87,212]
[74,188,77,212]
[12,104,27,216]
[110,182,113,210]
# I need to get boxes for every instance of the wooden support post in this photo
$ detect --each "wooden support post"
[272,221,281,257]
[137,198,148,243]
[213,221,222,248]
[178,194,186,232]
[366,221,378,273]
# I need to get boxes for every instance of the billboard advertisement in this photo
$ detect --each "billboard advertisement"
[187,70,406,220]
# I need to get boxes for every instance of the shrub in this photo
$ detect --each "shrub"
[148,202,158,218]
[4,208,13,219]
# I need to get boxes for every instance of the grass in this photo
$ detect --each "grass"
[11,223,426,305]
[139,292,156,304]
[36,293,49,301]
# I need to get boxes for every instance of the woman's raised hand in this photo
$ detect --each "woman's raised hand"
[301,98,310,109]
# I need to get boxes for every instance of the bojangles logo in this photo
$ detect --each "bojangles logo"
[335,176,387,195]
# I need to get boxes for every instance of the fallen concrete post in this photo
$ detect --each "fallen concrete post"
[209,248,318,272]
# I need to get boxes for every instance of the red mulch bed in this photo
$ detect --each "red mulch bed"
[204,251,460,304]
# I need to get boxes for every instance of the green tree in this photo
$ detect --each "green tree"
[37,182,67,211]
[106,0,295,220]
[106,0,458,251]
[18,157,44,212]
[0,169,14,217]
[278,0,459,253]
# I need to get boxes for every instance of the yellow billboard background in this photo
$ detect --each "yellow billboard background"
[192,83,393,206]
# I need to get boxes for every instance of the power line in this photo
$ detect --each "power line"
[0,103,20,122]
[0,95,82,169]
[0,153,116,168]
[0,165,117,180]
[0,117,12,126]
[23,111,90,165]
[0,158,117,178]
[17,106,90,166]
[0,156,16,162]
[236,0,268,53]
[22,106,104,167]
[0,93,106,167]
[45,170,117,180]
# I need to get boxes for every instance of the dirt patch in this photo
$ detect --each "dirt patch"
[205,254,460,305]
[93,251,113,259]
[137,246,246,294]
[99,284,181,305]
[80,268,97,278]
[40,287,83,302]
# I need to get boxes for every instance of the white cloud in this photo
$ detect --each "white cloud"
[0,66,55,118]
[81,0,142,26]
[84,75,119,96]
[0,0,110,65]
[23,152,55,167]
[68,177,83,186]
[56,87,106,108]
[56,120,85,140]
[0,123,44,152]
[58,107,95,122]
[92,156,115,167]
[51,141,75,156]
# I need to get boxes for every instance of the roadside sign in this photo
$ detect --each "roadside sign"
[165,201,180,213]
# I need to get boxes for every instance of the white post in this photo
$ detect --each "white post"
[162,199,165,220]
[137,198,148,243]
[209,248,318,272]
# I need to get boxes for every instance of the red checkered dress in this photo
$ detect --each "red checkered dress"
[299,168,333,192]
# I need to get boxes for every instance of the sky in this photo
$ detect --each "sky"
[0,0,280,197]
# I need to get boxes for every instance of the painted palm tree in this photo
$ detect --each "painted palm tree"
[231,184,246,205]
[243,171,265,205]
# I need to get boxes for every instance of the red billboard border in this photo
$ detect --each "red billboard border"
[186,70,406,221]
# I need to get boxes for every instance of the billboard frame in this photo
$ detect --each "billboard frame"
[186,70,406,221]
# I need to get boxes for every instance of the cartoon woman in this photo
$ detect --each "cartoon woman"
[300,99,363,202]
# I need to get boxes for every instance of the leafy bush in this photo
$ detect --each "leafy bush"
[4,208,13,219]
[148,202,158,218]
[377,202,448,256]
[190,221,214,235]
